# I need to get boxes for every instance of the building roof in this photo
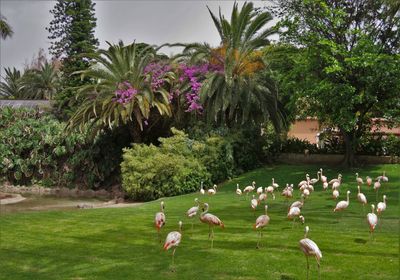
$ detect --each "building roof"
[0,100,52,109]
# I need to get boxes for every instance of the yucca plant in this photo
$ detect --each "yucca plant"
[66,41,173,142]
[178,2,283,130]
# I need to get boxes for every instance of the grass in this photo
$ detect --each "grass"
[0,164,398,280]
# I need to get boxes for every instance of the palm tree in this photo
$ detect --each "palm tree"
[67,41,173,142]
[178,2,283,130]
[23,62,61,100]
[0,15,13,39]
[0,67,26,99]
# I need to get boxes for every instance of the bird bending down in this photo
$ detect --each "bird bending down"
[367,204,378,240]
[254,205,270,248]
[186,198,200,231]
[163,221,182,271]
[155,201,166,242]
[199,203,224,249]
[289,194,304,210]
[334,190,350,212]
[377,195,387,215]
[299,226,322,280]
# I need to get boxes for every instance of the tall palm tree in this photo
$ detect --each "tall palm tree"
[67,41,173,142]
[179,2,283,130]
[23,62,61,100]
[0,67,25,99]
[0,15,13,39]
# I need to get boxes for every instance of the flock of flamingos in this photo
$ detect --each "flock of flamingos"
[154,168,389,278]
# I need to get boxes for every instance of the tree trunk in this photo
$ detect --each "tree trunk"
[341,130,356,167]
[127,120,142,143]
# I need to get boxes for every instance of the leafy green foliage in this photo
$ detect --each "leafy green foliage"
[0,68,26,99]
[275,0,400,166]
[0,108,128,188]
[0,14,13,39]
[121,129,211,201]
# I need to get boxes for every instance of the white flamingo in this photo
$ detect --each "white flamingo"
[376,171,388,182]
[290,195,304,210]
[265,186,276,200]
[288,206,301,227]
[332,189,339,200]
[355,173,364,185]
[367,204,378,240]
[328,174,342,185]
[186,198,200,231]
[163,221,182,271]
[256,186,263,195]
[322,182,328,191]
[254,205,270,248]
[377,195,387,215]
[374,179,381,201]
[309,171,320,185]
[357,186,367,205]
[299,226,322,280]
[236,184,242,196]
[334,190,350,212]
[259,190,267,203]
[155,201,166,242]
[319,168,327,183]
[208,184,217,195]
[200,181,205,195]
[272,178,279,188]
[251,194,259,215]
[199,203,224,248]
[243,181,256,198]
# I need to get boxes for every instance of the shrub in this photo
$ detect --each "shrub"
[121,129,211,201]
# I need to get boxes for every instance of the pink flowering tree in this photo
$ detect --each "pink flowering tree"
[67,42,173,142]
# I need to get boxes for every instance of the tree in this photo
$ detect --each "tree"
[66,42,173,143]
[0,14,13,39]
[177,2,284,130]
[0,68,26,99]
[23,62,61,100]
[276,0,400,166]
[47,0,99,117]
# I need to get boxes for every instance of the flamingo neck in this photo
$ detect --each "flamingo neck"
[202,205,209,216]
[347,192,350,202]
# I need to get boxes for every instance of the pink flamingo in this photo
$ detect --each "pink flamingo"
[367,204,378,240]
[334,190,350,212]
[186,198,200,231]
[319,168,327,183]
[199,203,224,248]
[357,186,367,213]
[251,194,259,215]
[163,221,182,271]
[376,171,388,182]
[155,201,166,242]
[243,181,256,199]
[377,195,387,215]
[299,226,322,280]
[288,206,301,227]
[332,189,339,200]
[355,173,364,185]
[254,205,270,248]
[366,176,372,187]
[289,195,304,211]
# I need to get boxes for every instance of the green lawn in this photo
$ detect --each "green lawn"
[1,164,399,280]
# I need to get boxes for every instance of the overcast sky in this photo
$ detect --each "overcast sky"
[0,0,277,72]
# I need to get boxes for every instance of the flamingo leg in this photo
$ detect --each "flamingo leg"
[208,225,211,239]
[292,218,296,228]
[171,248,176,272]
[317,260,321,280]
[211,227,214,249]
[306,256,309,280]
[256,230,260,249]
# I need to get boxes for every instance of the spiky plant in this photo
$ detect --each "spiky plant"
[0,67,26,99]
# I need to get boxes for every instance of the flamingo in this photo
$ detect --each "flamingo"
[236,184,242,196]
[290,195,304,210]
[256,186,263,195]
[208,184,217,195]
[334,190,350,212]
[332,189,339,200]
[259,190,267,203]
[322,182,328,191]
[302,188,310,198]
[155,201,166,242]
[186,198,200,231]
[367,204,378,240]
[366,176,372,186]
[377,195,387,215]
[309,171,320,185]
[376,171,388,182]
[243,181,256,198]
[357,186,367,206]
[200,181,205,195]
[288,206,301,227]
[298,175,309,188]
[299,226,322,280]
[254,205,270,248]
[251,195,259,215]
[199,203,224,248]
[328,174,342,185]
[374,179,381,201]
[332,179,341,190]
[299,215,305,224]
[272,178,279,189]
[355,173,364,185]
[265,186,276,200]
[163,221,182,271]
[319,168,327,183]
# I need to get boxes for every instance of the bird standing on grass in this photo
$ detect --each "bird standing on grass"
[254,205,270,249]
[299,226,322,280]
[377,195,387,215]
[186,198,200,231]
[251,194,259,215]
[356,173,364,185]
[367,204,378,240]
[357,186,367,214]
[155,201,166,242]
[236,184,242,196]
[200,181,205,195]
[199,203,224,249]
[208,184,217,195]
[164,221,182,271]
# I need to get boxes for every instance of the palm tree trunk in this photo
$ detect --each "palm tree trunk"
[127,120,142,143]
